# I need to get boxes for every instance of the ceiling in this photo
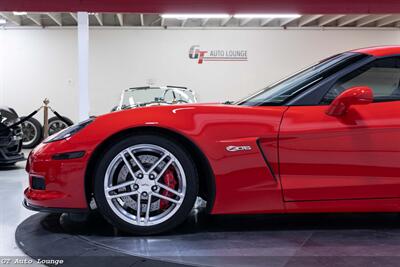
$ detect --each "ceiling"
[1,12,400,28]
[2,0,400,14]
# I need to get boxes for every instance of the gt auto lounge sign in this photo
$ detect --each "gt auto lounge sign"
[189,45,248,64]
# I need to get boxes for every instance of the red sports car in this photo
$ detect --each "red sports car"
[24,46,400,235]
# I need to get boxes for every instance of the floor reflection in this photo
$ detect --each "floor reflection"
[56,208,400,237]
[17,206,400,267]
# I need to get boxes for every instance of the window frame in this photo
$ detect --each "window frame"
[237,52,368,107]
[319,55,400,105]
[286,54,374,106]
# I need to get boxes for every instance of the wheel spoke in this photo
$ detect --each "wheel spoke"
[156,182,183,197]
[104,143,186,227]
[106,180,135,192]
[145,195,152,224]
[120,152,137,180]
[155,159,173,181]
[107,191,137,199]
[127,149,146,173]
[137,194,141,224]
[147,153,168,174]
[153,192,181,204]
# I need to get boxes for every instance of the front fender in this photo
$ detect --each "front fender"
[70,104,288,214]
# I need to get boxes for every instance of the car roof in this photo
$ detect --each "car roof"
[351,46,400,57]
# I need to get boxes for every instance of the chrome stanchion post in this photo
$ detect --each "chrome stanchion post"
[43,98,50,139]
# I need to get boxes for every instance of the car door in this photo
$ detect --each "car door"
[279,56,400,201]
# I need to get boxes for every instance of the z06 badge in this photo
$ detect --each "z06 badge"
[225,145,252,152]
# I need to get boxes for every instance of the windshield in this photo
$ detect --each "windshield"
[118,87,196,110]
[237,52,367,106]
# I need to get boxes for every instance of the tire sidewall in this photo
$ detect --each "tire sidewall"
[48,116,74,126]
[21,117,43,149]
[94,134,198,235]
[47,116,74,136]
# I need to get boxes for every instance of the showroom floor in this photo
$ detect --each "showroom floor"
[14,199,400,267]
[0,153,43,266]
[0,157,33,257]
[5,153,400,267]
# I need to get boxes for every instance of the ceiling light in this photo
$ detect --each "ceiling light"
[13,11,27,16]
[233,14,301,19]
[0,19,6,24]
[161,14,230,20]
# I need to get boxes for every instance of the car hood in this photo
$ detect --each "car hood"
[95,102,287,129]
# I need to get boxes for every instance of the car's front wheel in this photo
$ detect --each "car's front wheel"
[94,134,198,235]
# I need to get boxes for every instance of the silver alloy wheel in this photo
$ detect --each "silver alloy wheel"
[104,144,186,226]
[22,121,38,147]
[48,120,69,136]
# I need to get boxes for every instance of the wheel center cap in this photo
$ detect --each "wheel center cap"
[137,176,154,193]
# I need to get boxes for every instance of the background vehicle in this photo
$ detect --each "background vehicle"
[0,106,24,165]
[21,117,42,149]
[112,86,197,111]
[24,46,400,235]
[47,116,74,136]
[21,115,74,149]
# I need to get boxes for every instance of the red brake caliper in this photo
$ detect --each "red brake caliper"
[159,168,178,210]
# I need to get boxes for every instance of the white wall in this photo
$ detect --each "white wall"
[0,29,78,121]
[0,28,399,122]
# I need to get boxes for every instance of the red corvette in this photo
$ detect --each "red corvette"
[25,46,400,234]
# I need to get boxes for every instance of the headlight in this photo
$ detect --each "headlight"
[44,118,94,143]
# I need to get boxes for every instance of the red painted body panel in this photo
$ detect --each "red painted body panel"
[280,102,400,202]
[24,46,400,216]
[352,46,400,57]
[26,104,287,214]
[25,142,91,209]
[285,198,400,213]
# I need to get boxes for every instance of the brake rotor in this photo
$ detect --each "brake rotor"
[116,154,163,212]
[114,154,179,213]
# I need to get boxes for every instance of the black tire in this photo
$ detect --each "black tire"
[21,117,43,149]
[47,116,73,136]
[94,134,199,235]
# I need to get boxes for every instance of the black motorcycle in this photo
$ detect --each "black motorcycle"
[0,106,24,166]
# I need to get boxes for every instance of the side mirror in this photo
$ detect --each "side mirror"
[326,86,373,117]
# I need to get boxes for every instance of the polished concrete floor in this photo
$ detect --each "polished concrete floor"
[0,159,34,257]
[0,154,44,267]
[6,154,400,267]
[15,203,400,267]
